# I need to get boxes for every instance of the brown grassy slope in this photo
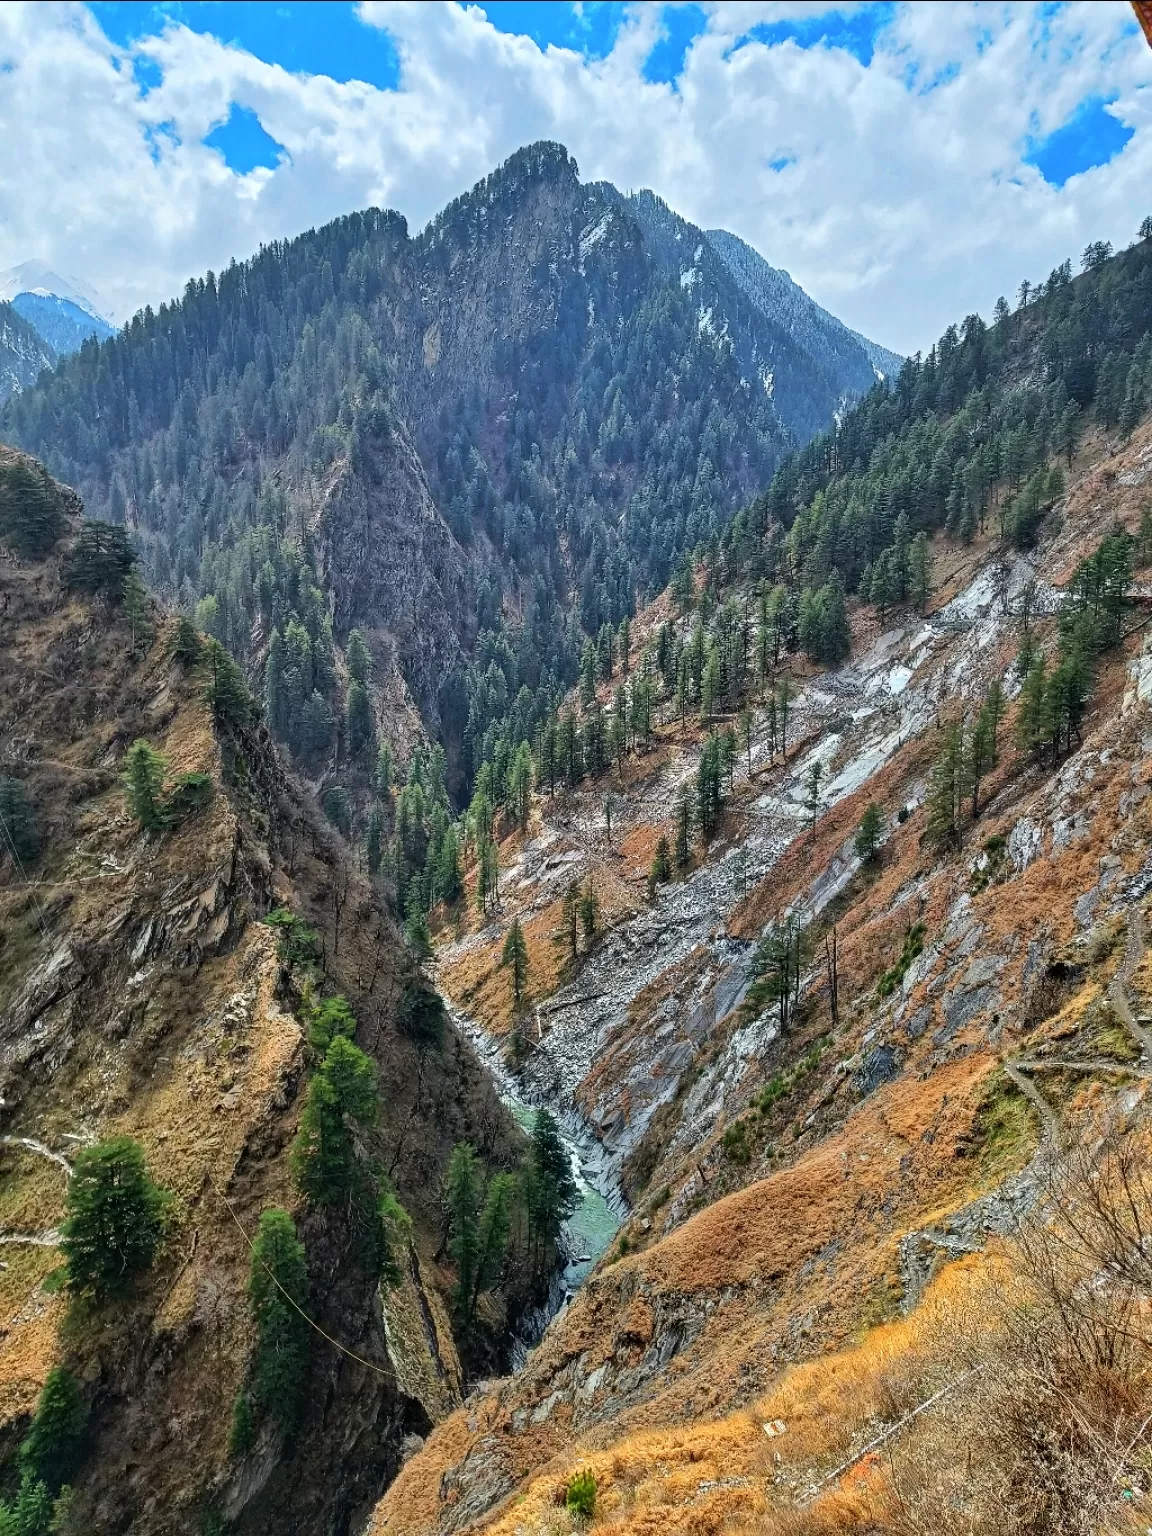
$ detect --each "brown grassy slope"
[0,477,517,1535]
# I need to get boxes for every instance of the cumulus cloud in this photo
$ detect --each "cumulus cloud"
[0,0,1148,352]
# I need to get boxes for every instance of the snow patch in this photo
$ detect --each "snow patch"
[579,213,613,262]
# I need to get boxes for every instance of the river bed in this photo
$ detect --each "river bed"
[449,1004,623,1313]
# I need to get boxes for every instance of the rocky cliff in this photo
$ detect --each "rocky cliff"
[0,449,520,1533]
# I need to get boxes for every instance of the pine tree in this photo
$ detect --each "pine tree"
[908,533,932,612]
[1015,656,1048,757]
[559,882,580,964]
[526,1110,577,1264]
[854,803,883,862]
[122,740,167,834]
[446,1144,482,1321]
[346,628,372,685]
[776,679,791,760]
[0,777,40,865]
[346,681,373,756]
[243,1208,310,1437]
[18,1368,87,1492]
[647,834,671,898]
[804,758,823,834]
[506,743,533,830]
[673,788,693,868]
[0,455,67,557]
[321,784,352,837]
[474,1173,514,1310]
[501,919,529,1004]
[925,723,970,847]
[740,707,754,776]
[577,880,599,946]
[63,520,135,602]
[374,740,394,797]
[203,638,251,727]
[121,567,152,652]
[366,805,385,876]
[291,1037,378,1206]
[61,1138,169,1299]
[172,614,202,668]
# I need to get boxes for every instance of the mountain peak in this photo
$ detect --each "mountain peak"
[0,258,106,320]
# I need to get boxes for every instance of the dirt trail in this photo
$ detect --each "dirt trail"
[1003,1061,1062,1144]
[1107,906,1151,1059]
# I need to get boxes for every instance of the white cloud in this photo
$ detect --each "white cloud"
[0,0,1148,353]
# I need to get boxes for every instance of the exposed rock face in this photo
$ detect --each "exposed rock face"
[315,415,469,727]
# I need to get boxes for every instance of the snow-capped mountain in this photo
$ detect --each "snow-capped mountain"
[0,260,115,357]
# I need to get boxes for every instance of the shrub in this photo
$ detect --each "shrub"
[565,1468,597,1519]
[376,1187,413,1290]
[60,1138,169,1300]
[876,922,927,998]
[722,1121,751,1163]
[165,771,214,823]
[228,1392,255,1459]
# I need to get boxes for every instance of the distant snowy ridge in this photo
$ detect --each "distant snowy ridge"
[0,259,106,319]
[0,260,115,357]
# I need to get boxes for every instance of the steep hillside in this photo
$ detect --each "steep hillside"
[0,449,524,1534]
[705,226,904,386]
[370,245,1152,1533]
[0,301,54,405]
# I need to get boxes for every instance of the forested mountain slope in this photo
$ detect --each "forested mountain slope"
[705,225,904,385]
[1,143,895,803]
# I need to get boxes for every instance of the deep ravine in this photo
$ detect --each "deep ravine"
[446,1001,624,1357]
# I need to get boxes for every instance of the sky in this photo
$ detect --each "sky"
[0,1,1149,354]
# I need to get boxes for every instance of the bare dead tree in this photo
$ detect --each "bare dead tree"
[825,925,839,1030]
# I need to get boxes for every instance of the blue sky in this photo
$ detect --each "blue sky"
[86,2,1139,190]
[2,2,1148,352]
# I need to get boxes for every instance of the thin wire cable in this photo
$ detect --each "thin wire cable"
[204,1168,395,1381]
[0,809,51,941]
